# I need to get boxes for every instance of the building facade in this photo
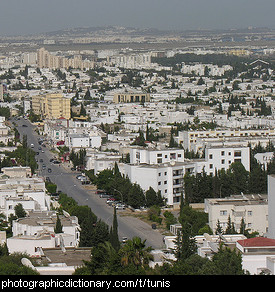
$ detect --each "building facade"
[32,93,71,120]
[204,194,268,235]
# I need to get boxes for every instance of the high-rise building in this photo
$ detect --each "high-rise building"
[0,84,4,102]
[36,47,94,70]
[32,93,71,120]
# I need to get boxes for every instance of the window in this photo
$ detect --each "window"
[164,181,167,184]
[209,154,213,159]
[158,173,161,176]
[210,164,213,169]
[221,159,225,164]
[248,211,252,216]
[234,151,242,157]
[221,151,225,156]
[220,210,227,216]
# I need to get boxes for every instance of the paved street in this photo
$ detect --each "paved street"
[12,117,165,249]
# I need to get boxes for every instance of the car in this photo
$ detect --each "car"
[100,193,110,198]
[48,168,52,173]
[106,198,115,204]
[116,203,126,210]
[22,124,28,127]
[40,159,43,163]
[122,237,128,243]
[42,164,46,170]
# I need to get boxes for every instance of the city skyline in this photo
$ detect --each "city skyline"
[0,0,274,36]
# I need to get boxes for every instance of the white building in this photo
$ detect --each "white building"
[11,210,80,248]
[121,161,194,206]
[268,175,275,239]
[204,194,268,235]
[236,237,275,275]
[178,129,275,152]
[66,133,101,150]
[7,230,56,257]
[204,145,250,174]
[130,147,184,165]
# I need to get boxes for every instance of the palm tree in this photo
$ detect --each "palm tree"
[119,237,153,269]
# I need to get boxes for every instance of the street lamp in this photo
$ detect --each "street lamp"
[113,188,124,203]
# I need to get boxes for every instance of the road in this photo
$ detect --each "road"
[12,117,165,249]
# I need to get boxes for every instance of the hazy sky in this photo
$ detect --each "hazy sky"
[0,0,274,36]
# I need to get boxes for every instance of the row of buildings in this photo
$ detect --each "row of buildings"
[37,48,95,70]
[163,174,275,275]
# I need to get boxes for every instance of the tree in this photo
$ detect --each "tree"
[215,219,223,235]
[119,237,153,270]
[174,222,197,261]
[211,244,245,275]
[14,204,26,218]
[84,89,91,100]
[225,216,236,234]
[145,187,163,207]
[110,207,120,251]
[54,215,63,233]
[128,184,146,209]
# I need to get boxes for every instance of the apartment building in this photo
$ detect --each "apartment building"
[113,89,150,104]
[109,53,151,69]
[122,161,188,206]
[32,93,71,120]
[178,129,275,152]
[0,83,4,101]
[204,194,268,235]
[37,48,95,70]
[204,145,250,174]
[130,147,184,165]
[268,175,275,239]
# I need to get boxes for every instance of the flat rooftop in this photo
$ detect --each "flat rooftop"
[41,247,91,267]
[207,194,268,206]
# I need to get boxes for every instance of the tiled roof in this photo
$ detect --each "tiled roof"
[237,237,275,247]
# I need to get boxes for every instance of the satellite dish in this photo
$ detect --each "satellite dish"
[21,258,34,269]
[63,210,70,218]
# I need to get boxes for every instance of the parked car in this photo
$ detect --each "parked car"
[106,198,115,204]
[116,203,126,210]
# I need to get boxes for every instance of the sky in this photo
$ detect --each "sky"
[0,0,274,36]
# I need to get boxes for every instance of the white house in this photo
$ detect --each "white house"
[236,237,275,275]
[11,210,80,248]
[0,174,50,219]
